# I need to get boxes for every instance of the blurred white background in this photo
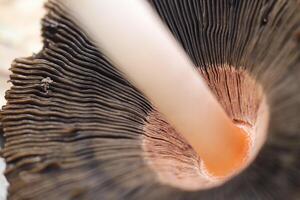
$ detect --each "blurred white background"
[0,0,46,199]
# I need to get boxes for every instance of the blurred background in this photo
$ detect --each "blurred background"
[0,1,46,198]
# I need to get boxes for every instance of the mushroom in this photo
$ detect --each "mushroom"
[1,0,300,199]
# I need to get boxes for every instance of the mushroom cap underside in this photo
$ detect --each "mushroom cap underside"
[1,0,300,199]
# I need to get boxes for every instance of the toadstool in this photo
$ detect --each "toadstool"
[1,0,300,199]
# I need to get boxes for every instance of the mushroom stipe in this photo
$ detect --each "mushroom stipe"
[1,0,300,199]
